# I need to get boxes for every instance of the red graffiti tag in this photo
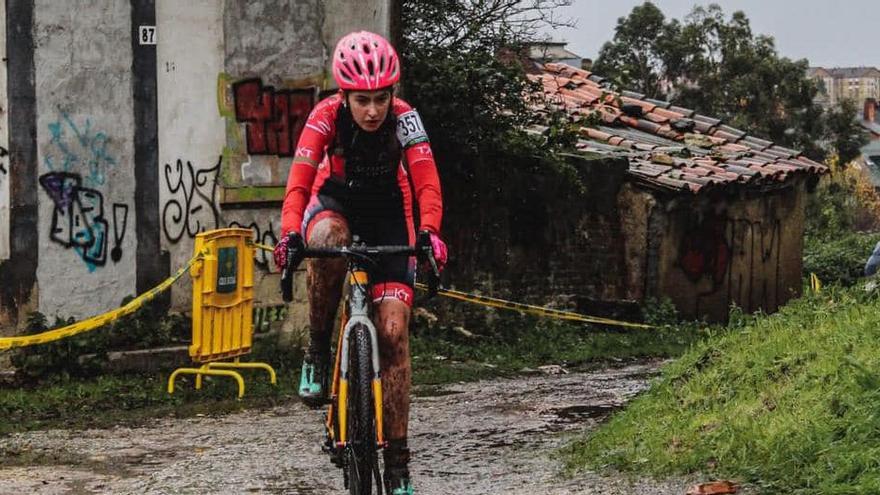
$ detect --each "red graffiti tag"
[233,78,315,156]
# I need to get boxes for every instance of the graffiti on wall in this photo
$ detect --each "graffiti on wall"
[39,172,129,271]
[162,157,221,243]
[678,216,731,286]
[253,304,288,332]
[228,220,278,270]
[676,214,785,317]
[43,111,118,187]
[0,144,7,176]
[232,78,315,156]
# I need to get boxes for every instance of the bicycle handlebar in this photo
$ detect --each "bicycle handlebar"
[280,239,441,303]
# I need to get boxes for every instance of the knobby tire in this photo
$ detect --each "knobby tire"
[346,323,378,495]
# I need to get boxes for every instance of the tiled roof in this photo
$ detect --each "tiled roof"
[529,63,828,194]
[824,67,880,79]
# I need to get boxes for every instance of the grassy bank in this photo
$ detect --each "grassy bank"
[0,312,706,436]
[565,284,880,494]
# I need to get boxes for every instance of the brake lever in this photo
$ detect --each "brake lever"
[280,239,296,303]
[421,244,441,299]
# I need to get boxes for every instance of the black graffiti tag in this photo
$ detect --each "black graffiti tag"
[111,203,129,263]
[0,146,8,175]
[162,157,221,243]
[39,172,129,271]
[228,220,279,271]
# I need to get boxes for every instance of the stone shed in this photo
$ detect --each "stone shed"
[527,63,828,322]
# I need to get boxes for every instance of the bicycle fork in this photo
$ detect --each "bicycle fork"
[325,270,387,450]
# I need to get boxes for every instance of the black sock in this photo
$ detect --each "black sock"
[383,438,410,469]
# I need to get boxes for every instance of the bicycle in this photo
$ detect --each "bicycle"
[281,232,440,494]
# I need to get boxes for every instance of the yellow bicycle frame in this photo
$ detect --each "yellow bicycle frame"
[324,269,386,449]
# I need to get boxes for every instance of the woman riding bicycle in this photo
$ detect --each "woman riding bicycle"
[274,31,446,495]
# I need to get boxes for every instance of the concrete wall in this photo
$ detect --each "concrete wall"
[34,0,137,318]
[0,0,390,327]
[0,0,10,262]
[156,0,387,315]
[156,0,227,311]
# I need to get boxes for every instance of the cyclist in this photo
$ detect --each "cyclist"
[274,30,447,494]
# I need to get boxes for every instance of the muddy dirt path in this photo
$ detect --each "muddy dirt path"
[0,361,701,494]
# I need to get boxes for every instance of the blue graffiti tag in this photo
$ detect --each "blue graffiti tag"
[43,111,117,187]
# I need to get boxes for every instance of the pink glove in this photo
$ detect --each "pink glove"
[430,232,448,271]
[273,234,289,271]
[420,230,447,272]
[274,232,305,271]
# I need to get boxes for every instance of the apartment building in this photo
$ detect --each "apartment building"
[807,67,880,107]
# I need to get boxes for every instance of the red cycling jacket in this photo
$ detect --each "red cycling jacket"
[281,93,442,237]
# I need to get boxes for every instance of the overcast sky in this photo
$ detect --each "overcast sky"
[542,0,879,68]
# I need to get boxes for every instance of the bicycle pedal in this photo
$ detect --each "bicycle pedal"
[322,438,344,469]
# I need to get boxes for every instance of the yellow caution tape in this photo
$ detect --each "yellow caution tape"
[0,253,203,351]
[809,272,822,293]
[253,243,651,329]
[416,284,653,329]
[255,242,275,253]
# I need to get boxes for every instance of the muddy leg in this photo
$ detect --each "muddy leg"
[305,216,350,357]
[375,299,412,466]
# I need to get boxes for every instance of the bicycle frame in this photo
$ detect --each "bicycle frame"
[325,267,386,449]
[281,237,440,479]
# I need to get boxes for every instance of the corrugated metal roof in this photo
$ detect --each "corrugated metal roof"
[529,63,829,195]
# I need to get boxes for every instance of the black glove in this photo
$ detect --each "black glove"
[416,230,441,296]
[280,232,305,302]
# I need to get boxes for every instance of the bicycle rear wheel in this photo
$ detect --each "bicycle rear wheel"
[345,323,379,495]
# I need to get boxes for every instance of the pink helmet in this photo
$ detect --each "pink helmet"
[332,31,400,91]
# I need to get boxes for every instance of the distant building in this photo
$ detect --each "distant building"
[525,41,583,68]
[862,98,880,140]
[807,66,880,108]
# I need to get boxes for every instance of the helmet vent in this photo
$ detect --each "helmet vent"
[352,59,363,76]
[366,59,375,76]
[338,67,355,83]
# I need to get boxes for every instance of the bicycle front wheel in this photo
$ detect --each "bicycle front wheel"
[345,323,378,495]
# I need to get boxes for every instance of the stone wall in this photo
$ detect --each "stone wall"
[441,151,810,324]
[651,183,807,322]
[441,154,634,317]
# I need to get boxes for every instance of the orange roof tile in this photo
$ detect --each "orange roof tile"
[531,63,828,194]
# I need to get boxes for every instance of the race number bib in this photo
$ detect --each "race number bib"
[396,110,430,148]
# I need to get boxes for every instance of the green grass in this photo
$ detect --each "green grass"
[565,284,880,494]
[411,314,706,385]
[0,312,706,437]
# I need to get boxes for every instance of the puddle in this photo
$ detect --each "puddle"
[552,404,621,423]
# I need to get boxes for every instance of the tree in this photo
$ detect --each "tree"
[399,0,580,279]
[591,2,681,99]
[400,0,573,167]
[593,2,827,160]
[824,99,870,166]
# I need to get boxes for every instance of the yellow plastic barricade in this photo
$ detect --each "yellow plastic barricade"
[168,228,276,398]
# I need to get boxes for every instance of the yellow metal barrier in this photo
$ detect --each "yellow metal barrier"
[168,228,276,398]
